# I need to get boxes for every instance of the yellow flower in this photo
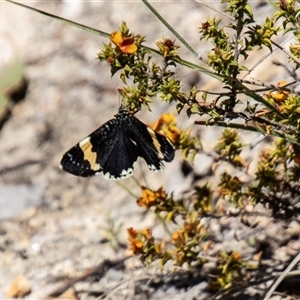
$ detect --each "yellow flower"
[265,81,289,107]
[110,31,137,54]
[273,81,289,103]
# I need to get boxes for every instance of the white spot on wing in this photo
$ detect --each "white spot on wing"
[79,137,91,147]
[102,161,137,180]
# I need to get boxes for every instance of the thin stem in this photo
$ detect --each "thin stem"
[5,0,282,119]
[141,0,203,61]
[4,0,214,75]
[5,0,110,39]
[241,85,283,120]
[115,181,139,198]
[263,253,300,300]
[272,40,300,66]
[194,120,300,146]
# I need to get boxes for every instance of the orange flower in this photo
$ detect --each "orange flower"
[127,228,143,253]
[166,126,181,144]
[171,231,180,243]
[171,229,186,247]
[129,239,143,253]
[137,186,167,208]
[127,227,138,239]
[110,31,137,54]
[141,228,153,240]
[152,113,175,131]
[152,114,181,144]
[231,251,241,261]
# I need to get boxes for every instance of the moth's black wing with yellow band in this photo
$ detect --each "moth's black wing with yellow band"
[126,116,174,171]
[60,119,112,177]
[60,107,175,180]
[60,118,139,179]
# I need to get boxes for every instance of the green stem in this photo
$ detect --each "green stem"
[4,0,110,39]
[141,0,203,61]
[5,0,282,118]
[195,120,300,146]
[115,181,139,198]
[241,86,283,120]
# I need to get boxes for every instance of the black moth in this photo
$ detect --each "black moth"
[60,106,175,180]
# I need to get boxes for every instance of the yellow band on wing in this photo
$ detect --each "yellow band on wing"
[79,137,100,171]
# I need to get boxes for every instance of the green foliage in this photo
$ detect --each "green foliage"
[95,1,300,295]
[98,22,182,113]
[214,129,244,167]
[95,0,300,295]
[214,251,249,289]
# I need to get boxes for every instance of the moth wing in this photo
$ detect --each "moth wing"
[60,108,175,178]
[101,130,138,179]
[60,119,117,177]
[127,116,175,171]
